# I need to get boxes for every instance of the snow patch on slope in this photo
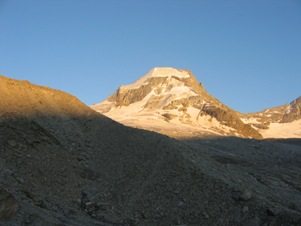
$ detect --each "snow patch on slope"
[169,86,197,96]
[102,100,240,139]
[150,67,190,78]
[260,119,301,138]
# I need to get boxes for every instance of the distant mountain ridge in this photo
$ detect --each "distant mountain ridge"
[242,96,301,126]
[92,68,266,139]
[92,67,300,139]
[241,96,301,138]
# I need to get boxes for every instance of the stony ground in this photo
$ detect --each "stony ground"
[0,75,300,225]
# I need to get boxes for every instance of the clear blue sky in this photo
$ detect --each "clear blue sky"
[0,0,300,113]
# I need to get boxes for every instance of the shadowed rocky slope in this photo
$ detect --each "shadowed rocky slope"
[0,74,300,225]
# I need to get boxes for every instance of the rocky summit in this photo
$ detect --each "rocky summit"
[0,73,301,226]
[91,67,301,139]
[92,67,263,139]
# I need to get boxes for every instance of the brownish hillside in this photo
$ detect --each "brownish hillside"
[0,74,300,226]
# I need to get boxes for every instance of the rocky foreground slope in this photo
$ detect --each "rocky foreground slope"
[92,67,300,139]
[0,74,301,225]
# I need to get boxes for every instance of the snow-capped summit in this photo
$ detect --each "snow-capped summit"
[91,67,262,139]
[91,68,301,139]
[147,67,192,78]
[120,67,197,91]
[144,67,191,78]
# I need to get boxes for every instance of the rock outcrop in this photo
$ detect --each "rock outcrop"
[281,96,301,123]
[0,188,19,220]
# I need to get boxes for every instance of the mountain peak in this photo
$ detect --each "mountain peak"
[92,68,263,139]
[122,67,193,90]
[149,67,191,78]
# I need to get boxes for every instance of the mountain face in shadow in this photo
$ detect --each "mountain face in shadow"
[92,68,301,140]
[0,74,300,225]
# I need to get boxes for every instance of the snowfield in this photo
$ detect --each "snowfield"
[260,119,301,138]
